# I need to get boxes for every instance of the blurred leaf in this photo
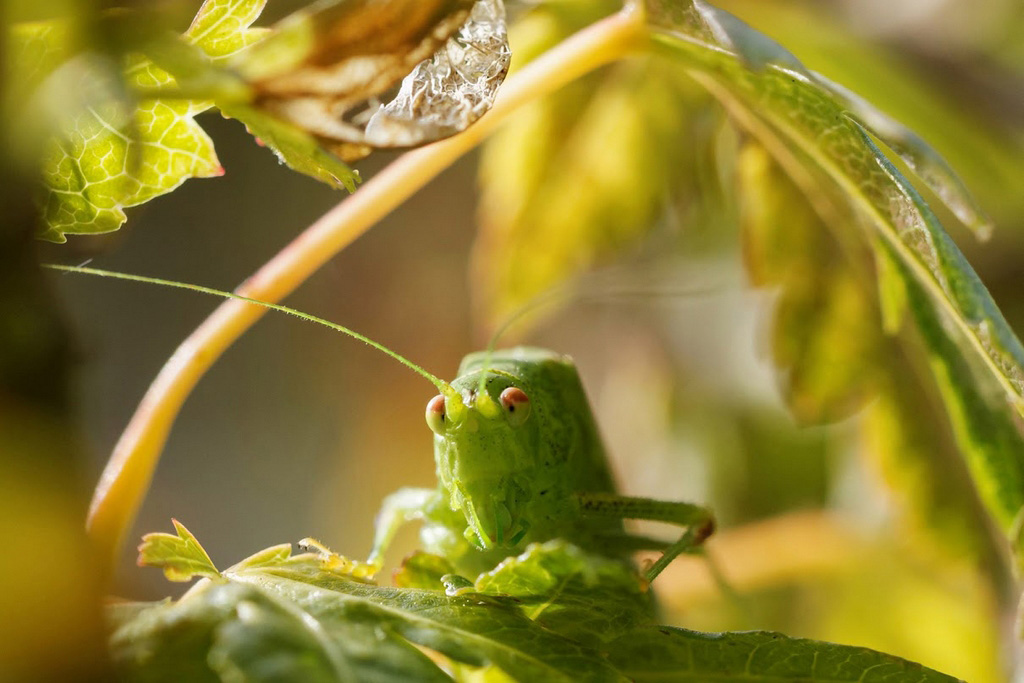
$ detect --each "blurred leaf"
[738,142,879,423]
[647,0,1024,540]
[713,0,1024,225]
[393,551,458,589]
[605,627,962,682]
[475,1,703,329]
[138,519,221,582]
[186,0,270,63]
[863,368,1001,567]
[38,53,221,241]
[27,0,272,240]
[813,548,1004,683]
[875,243,1024,537]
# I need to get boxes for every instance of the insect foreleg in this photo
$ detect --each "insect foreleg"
[576,493,715,582]
[366,487,439,571]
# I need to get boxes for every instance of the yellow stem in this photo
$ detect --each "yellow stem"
[86,6,647,572]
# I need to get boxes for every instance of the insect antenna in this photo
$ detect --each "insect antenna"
[476,268,726,395]
[45,264,456,396]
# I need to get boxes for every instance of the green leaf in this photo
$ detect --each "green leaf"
[646,0,1024,423]
[475,1,704,329]
[646,0,1024,545]
[185,0,270,63]
[679,0,991,238]
[711,0,1024,228]
[117,540,625,682]
[219,103,360,192]
[117,530,963,682]
[875,243,1024,537]
[393,551,458,589]
[606,627,963,682]
[738,141,880,423]
[29,0,272,240]
[472,540,653,647]
[39,55,220,241]
[138,519,220,582]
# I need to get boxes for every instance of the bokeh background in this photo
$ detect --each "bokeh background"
[26,0,1024,681]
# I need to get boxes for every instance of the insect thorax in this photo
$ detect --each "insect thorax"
[432,348,618,553]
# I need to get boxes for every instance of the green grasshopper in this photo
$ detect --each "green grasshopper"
[52,266,714,583]
[367,347,715,582]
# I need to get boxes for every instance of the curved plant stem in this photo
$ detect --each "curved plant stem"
[87,5,647,572]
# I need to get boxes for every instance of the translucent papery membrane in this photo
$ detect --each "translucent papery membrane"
[258,0,509,160]
[365,0,510,148]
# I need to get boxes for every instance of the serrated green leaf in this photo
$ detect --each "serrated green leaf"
[138,519,220,581]
[115,529,965,682]
[117,541,625,682]
[606,627,963,682]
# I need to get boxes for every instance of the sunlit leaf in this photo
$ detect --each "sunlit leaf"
[738,142,879,423]
[475,2,708,329]
[711,0,1024,226]
[472,540,653,647]
[138,519,220,582]
[646,0,1024,546]
[874,243,1024,537]
[29,0,271,240]
[114,529,963,682]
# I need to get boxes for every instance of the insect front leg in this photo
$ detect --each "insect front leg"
[575,492,715,582]
[366,487,440,571]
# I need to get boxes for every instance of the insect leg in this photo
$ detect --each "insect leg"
[575,493,714,582]
[366,487,439,571]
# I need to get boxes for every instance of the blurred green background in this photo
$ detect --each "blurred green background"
[20,0,1024,681]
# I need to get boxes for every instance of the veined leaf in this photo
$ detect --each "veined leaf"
[645,0,1024,544]
[874,243,1024,537]
[138,519,220,582]
[646,0,1024,419]
[607,627,962,682]
[115,538,625,682]
[472,540,654,647]
[31,0,269,240]
[113,529,963,682]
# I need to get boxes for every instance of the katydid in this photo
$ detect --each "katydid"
[368,348,714,581]
[49,265,715,582]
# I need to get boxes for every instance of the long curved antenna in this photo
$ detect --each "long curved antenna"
[475,271,726,394]
[46,264,453,395]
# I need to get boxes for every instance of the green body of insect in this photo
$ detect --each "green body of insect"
[368,347,714,580]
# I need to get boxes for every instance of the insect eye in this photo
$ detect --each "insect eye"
[425,394,447,435]
[500,387,531,426]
